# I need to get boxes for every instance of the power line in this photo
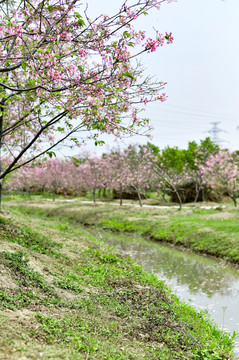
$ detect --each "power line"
[147,103,239,123]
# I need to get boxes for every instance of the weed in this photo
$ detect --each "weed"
[192,347,225,359]
[54,275,82,293]
[85,248,122,264]
[0,251,52,292]
[0,289,46,310]
[0,216,7,224]
[58,222,70,231]
[0,218,62,257]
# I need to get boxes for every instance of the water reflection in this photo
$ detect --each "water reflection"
[98,231,239,355]
[106,237,239,297]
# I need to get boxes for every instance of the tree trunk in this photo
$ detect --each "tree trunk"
[0,182,2,212]
[162,190,167,203]
[98,188,101,198]
[52,189,55,201]
[172,186,182,211]
[137,190,143,207]
[119,185,123,206]
[194,182,199,203]
[0,100,5,212]
[194,189,199,203]
[175,190,182,210]
[228,192,237,207]
[93,188,96,203]
[227,186,237,207]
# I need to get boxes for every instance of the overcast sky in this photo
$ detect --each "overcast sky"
[67,0,239,155]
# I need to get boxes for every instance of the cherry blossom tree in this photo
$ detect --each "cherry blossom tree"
[124,145,156,206]
[8,160,47,198]
[107,150,132,206]
[151,160,186,210]
[0,0,173,208]
[44,158,68,200]
[63,159,86,197]
[82,156,107,203]
[198,150,239,206]
[9,165,35,198]
[95,156,113,199]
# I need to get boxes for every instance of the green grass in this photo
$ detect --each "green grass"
[0,204,236,359]
[0,215,62,257]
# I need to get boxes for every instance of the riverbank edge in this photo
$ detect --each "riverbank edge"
[0,205,236,359]
[6,200,239,266]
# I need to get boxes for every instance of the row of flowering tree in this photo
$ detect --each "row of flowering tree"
[6,145,239,208]
[6,145,158,206]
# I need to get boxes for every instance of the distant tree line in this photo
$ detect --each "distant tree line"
[5,138,239,209]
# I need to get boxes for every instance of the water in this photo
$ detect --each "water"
[98,231,239,355]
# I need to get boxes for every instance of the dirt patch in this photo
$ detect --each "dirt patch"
[0,241,24,253]
[0,265,17,289]
[54,287,79,301]
[202,212,239,220]
[106,278,196,352]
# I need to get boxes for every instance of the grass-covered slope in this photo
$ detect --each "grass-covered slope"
[0,207,236,359]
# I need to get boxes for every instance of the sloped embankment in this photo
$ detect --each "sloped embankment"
[0,206,236,359]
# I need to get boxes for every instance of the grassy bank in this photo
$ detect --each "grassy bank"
[0,203,236,359]
[5,198,239,265]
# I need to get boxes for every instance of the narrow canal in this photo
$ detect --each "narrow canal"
[97,230,239,356]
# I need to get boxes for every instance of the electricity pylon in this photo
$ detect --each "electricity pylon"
[206,122,227,145]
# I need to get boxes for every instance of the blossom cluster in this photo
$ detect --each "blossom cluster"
[0,0,173,181]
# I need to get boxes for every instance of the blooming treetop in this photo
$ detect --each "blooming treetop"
[0,0,173,182]
[197,150,239,206]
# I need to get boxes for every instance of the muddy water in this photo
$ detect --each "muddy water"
[97,231,239,355]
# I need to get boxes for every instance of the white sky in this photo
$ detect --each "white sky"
[64,0,239,156]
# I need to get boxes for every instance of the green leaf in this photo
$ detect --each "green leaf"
[74,12,85,27]
[70,137,79,144]
[77,19,85,27]
[78,66,84,74]
[48,5,54,13]
[122,71,136,81]
[28,78,36,87]
[72,156,80,164]
[94,140,105,146]
[46,151,56,158]
[74,12,82,18]
[21,61,27,70]
[123,31,130,37]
